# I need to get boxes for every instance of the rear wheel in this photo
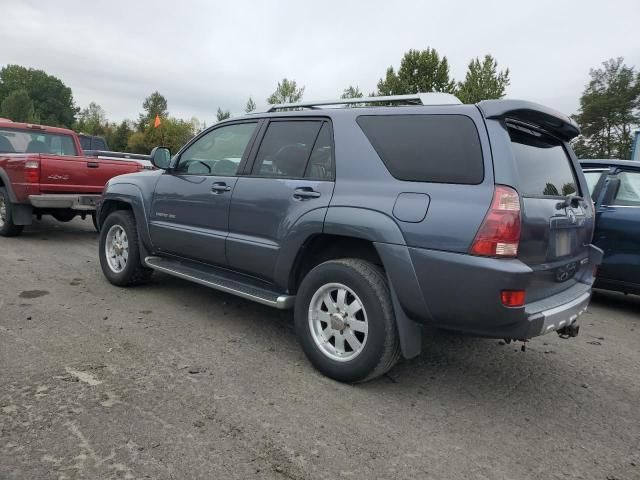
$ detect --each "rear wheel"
[99,210,152,286]
[0,188,24,237]
[295,259,400,383]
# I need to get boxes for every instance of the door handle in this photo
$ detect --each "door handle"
[87,162,99,168]
[293,187,321,199]
[211,182,231,193]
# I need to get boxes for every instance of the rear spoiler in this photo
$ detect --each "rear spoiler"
[477,99,580,141]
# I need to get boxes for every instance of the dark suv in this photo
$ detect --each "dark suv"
[96,93,602,382]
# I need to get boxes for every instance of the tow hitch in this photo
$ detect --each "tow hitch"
[557,323,580,339]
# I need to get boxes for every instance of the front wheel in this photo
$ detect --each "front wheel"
[0,188,24,237]
[99,210,152,286]
[295,259,400,383]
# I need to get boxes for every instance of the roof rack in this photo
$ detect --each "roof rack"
[266,92,462,112]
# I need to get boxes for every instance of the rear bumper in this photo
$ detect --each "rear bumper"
[29,194,100,211]
[404,245,602,340]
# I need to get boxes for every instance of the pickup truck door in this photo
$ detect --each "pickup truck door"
[594,168,640,288]
[227,119,335,282]
[149,121,260,266]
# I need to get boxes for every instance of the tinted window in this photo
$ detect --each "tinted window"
[0,128,77,156]
[613,171,640,206]
[305,122,333,180]
[253,121,322,178]
[509,125,578,197]
[356,115,484,184]
[177,122,257,175]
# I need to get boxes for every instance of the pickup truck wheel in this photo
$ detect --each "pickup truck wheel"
[295,259,400,383]
[0,188,24,237]
[99,210,152,286]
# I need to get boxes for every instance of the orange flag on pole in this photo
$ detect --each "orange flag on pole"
[153,114,161,128]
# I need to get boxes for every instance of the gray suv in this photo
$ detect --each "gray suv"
[96,93,602,382]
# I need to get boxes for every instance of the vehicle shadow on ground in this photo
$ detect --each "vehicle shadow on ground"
[591,289,640,316]
[138,273,622,422]
[19,217,97,239]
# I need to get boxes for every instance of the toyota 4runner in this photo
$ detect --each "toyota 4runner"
[96,93,602,382]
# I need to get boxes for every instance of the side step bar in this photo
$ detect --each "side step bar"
[144,256,295,310]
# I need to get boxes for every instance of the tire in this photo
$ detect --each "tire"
[0,187,24,237]
[99,209,152,286]
[295,259,400,383]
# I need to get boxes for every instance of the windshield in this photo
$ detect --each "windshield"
[0,128,77,156]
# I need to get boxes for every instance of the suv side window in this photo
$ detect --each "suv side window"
[304,122,334,180]
[613,171,640,206]
[357,114,484,184]
[252,120,323,178]
[176,122,257,176]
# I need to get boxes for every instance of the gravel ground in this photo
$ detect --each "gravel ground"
[1,217,639,480]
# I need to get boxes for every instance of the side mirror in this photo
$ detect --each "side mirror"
[150,146,171,170]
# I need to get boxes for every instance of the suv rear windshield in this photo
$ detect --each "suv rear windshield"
[0,128,77,156]
[357,114,484,184]
[508,124,578,197]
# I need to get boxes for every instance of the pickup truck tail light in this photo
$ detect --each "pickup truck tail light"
[470,185,521,257]
[24,159,40,183]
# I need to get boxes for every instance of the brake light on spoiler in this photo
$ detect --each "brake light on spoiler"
[470,185,521,258]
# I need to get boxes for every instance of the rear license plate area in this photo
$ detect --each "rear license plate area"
[554,230,571,257]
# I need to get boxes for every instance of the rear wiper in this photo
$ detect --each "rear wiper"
[556,195,583,210]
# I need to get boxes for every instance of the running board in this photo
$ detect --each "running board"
[144,256,295,309]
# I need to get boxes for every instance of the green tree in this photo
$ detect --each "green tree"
[105,120,134,152]
[341,86,364,99]
[457,55,510,104]
[267,78,305,104]
[245,97,256,113]
[138,91,168,130]
[216,107,231,121]
[376,48,456,95]
[0,89,37,123]
[572,58,640,159]
[0,65,77,127]
[75,102,107,135]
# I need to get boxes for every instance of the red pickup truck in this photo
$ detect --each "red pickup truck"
[0,119,144,236]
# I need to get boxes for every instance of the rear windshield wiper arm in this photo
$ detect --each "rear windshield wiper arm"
[556,195,583,210]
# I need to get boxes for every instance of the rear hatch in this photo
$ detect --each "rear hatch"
[508,122,594,302]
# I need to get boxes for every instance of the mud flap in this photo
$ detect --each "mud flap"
[388,281,423,359]
[11,204,33,225]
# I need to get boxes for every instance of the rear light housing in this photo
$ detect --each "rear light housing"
[24,159,40,183]
[501,290,526,307]
[470,185,521,257]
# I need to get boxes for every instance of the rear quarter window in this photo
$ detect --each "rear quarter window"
[356,114,484,184]
[508,125,578,197]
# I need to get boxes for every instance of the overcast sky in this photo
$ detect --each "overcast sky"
[1,0,639,123]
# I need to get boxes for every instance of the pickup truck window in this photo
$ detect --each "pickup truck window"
[0,128,77,156]
[176,122,257,176]
[613,171,640,207]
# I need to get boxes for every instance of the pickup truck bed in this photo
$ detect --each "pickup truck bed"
[0,120,143,236]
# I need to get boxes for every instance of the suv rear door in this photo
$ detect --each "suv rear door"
[507,123,594,302]
[226,118,335,282]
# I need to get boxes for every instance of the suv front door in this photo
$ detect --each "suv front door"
[149,121,259,266]
[227,119,335,282]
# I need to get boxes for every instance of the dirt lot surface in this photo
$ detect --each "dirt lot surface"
[1,217,639,480]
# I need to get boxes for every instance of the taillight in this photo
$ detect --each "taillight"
[501,290,526,307]
[470,185,521,257]
[24,159,40,183]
